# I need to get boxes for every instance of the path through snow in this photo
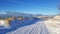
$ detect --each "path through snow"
[6,21,50,34]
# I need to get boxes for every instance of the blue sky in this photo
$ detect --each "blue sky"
[0,0,59,15]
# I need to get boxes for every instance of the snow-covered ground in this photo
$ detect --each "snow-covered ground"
[6,16,60,34]
[44,19,60,34]
[43,15,60,34]
[6,20,50,34]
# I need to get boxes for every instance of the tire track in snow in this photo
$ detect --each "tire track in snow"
[6,20,50,34]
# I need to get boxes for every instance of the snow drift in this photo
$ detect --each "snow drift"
[44,19,60,34]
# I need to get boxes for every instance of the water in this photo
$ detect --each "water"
[0,18,40,34]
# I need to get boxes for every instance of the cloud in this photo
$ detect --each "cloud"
[0,11,7,14]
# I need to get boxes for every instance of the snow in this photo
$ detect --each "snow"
[1,18,60,34]
[6,18,60,34]
[0,20,5,26]
[0,20,10,29]
[0,18,40,34]
[53,15,60,19]
[44,19,60,34]
[6,21,50,34]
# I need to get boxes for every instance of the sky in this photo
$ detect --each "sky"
[0,0,60,15]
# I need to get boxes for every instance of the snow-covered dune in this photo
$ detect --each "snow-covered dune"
[6,21,50,34]
[44,19,60,34]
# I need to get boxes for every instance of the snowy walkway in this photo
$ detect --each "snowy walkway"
[6,21,50,34]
